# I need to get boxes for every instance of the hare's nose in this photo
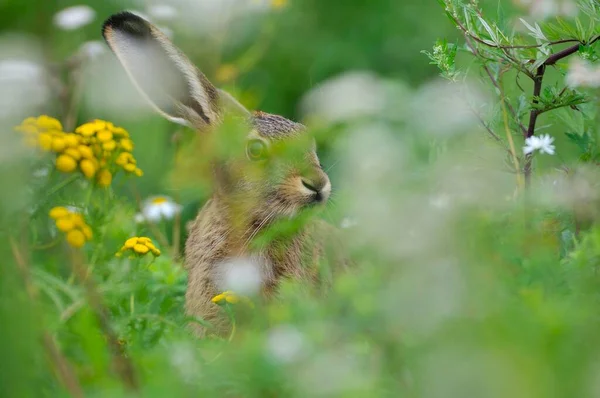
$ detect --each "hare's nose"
[301,177,330,203]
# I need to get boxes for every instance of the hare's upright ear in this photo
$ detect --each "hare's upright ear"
[102,12,238,130]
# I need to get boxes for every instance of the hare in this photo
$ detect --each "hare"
[102,12,345,336]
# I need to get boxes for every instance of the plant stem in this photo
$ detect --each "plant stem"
[10,237,84,398]
[69,249,139,392]
[523,65,545,183]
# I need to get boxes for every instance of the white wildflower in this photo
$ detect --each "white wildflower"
[523,134,555,155]
[0,58,50,118]
[566,58,600,88]
[516,0,578,19]
[266,325,306,363]
[79,41,106,59]
[301,71,386,124]
[340,217,358,229]
[53,5,96,30]
[32,166,50,179]
[136,195,182,223]
[147,4,179,20]
[216,256,266,296]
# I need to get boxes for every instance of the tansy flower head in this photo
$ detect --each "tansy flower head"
[15,115,69,149]
[271,0,288,9]
[16,116,144,188]
[75,120,142,177]
[49,206,93,248]
[116,236,161,257]
[211,291,240,305]
[211,291,254,308]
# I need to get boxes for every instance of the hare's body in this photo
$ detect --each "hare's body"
[185,197,325,334]
[102,12,343,336]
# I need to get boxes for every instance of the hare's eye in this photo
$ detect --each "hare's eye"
[246,139,269,161]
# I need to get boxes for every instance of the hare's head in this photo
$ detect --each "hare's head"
[102,12,330,221]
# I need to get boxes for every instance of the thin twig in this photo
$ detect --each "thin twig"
[463,34,529,137]
[449,12,580,50]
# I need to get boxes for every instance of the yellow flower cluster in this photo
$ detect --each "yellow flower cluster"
[15,116,143,187]
[75,120,143,178]
[49,206,93,248]
[15,115,64,148]
[117,236,161,257]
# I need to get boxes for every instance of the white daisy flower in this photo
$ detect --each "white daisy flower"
[53,5,96,31]
[565,58,600,88]
[136,195,182,223]
[32,166,50,179]
[147,4,178,20]
[0,58,50,119]
[265,325,306,363]
[340,217,358,229]
[79,41,106,59]
[523,134,555,155]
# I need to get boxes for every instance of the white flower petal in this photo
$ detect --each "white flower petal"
[79,41,106,59]
[147,4,179,20]
[53,5,96,31]
[144,206,164,222]
[134,213,146,223]
[140,195,182,222]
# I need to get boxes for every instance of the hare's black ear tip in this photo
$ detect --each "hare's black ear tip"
[102,11,151,39]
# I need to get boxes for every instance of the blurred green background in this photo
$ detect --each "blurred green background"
[0,0,465,198]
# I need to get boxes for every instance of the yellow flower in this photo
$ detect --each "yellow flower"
[112,127,129,137]
[63,147,81,161]
[56,154,77,173]
[15,115,63,134]
[271,0,287,9]
[49,206,69,219]
[79,159,97,178]
[66,230,86,248]
[36,115,63,131]
[215,64,239,83]
[51,137,67,152]
[81,225,93,240]
[123,163,136,172]
[38,133,53,150]
[211,291,240,305]
[116,152,133,166]
[75,121,101,137]
[96,129,113,142]
[56,217,75,232]
[116,236,161,257]
[49,207,93,248]
[102,140,116,151]
[120,138,134,152]
[96,169,112,187]
[64,134,80,147]
[78,145,94,159]
[133,244,149,254]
